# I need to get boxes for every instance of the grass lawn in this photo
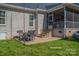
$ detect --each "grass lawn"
[0,39,79,56]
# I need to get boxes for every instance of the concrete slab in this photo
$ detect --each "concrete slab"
[20,37,61,45]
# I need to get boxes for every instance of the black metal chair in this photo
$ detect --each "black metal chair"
[19,30,36,41]
[27,30,36,40]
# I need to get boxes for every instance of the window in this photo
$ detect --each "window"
[29,14,35,26]
[0,11,5,24]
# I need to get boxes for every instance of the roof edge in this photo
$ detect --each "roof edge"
[0,3,47,13]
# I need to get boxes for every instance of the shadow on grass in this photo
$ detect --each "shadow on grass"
[61,37,79,43]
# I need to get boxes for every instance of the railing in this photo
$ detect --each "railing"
[53,21,64,28]
[66,21,79,28]
[52,21,79,28]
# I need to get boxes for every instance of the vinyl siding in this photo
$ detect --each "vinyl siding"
[11,11,24,37]
[38,14,44,34]
[0,9,45,39]
[6,11,36,38]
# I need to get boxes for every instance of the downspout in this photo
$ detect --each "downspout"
[64,6,67,38]
[23,3,26,44]
[23,3,25,32]
[52,13,54,36]
[35,7,38,35]
[10,11,12,39]
[72,8,74,31]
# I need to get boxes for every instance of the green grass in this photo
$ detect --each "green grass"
[0,39,79,56]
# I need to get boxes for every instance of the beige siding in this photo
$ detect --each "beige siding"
[53,29,64,37]
[38,14,44,34]
[6,11,36,38]
[0,9,45,39]
[6,11,12,38]
[25,13,29,32]
[0,25,6,32]
[0,11,7,33]
[25,13,36,32]
[11,11,24,37]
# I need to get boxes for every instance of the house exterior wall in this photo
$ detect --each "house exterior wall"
[0,9,45,39]
[11,11,24,37]
[0,25,6,32]
[3,11,24,38]
[8,11,36,38]
[1,3,79,39]
[6,11,12,38]
[38,14,44,34]
[52,28,79,37]
[0,10,11,39]
[0,10,7,33]
[53,29,64,37]
[27,14,36,31]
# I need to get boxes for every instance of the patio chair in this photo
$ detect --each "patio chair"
[27,30,36,40]
[19,30,36,41]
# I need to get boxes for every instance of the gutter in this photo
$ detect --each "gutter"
[47,4,64,13]
[0,3,47,13]
[0,3,79,14]
[47,3,79,13]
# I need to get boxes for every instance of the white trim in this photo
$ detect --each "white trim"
[47,3,79,13]
[47,4,64,13]
[0,10,6,25]
[0,3,47,13]
[65,3,79,8]
[0,3,79,13]
[64,7,67,38]
[48,14,53,30]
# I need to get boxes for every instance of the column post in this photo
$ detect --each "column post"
[10,12,12,39]
[23,3,25,32]
[64,6,67,38]
[35,8,38,35]
[73,8,74,30]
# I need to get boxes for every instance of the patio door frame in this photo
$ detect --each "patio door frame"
[48,14,54,37]
[48,14,54,30]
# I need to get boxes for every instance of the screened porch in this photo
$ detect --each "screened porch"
[48,5,79,37]
[53,7,79,29]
